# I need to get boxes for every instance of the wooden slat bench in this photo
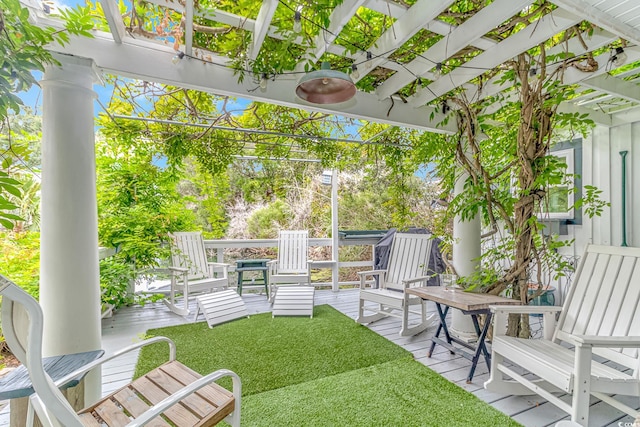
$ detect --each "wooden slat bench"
[78,361,235,426]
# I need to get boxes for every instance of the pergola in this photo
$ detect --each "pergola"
[16,0,640,403]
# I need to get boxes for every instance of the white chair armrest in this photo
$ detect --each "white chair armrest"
[358,270,386,289]
[357,269,386,277]
[569,335,640,347]
[168,266,188,274]
[491,305,560,339]
[207,262,230,278]
[267,260,277,274]
[52,337,176,389]
[402,275,431,287]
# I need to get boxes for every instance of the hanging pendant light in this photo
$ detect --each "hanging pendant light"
[295,62,356,104]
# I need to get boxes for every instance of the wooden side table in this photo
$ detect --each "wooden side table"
[406,287,520,383]
[235,259,270,296]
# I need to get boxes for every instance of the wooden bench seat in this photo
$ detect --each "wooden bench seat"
[493,336,638,395]
[78,361,235,426]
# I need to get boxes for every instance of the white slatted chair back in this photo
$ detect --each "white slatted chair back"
[277,230,309,274]
[384,233,433,292]
[555,245,640,375]
[0,275,85,427]
[170,232,210,280]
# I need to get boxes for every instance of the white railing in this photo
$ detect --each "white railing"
[204,237,380,288]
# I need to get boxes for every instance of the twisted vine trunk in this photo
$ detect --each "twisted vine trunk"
[506,54,554,338]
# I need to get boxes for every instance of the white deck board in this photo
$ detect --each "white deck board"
[0,287,637,426]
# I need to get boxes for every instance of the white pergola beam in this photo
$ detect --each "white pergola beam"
[577,93,613,107]
[364,0,406,18]
[563,46,640,85]
[551,0,640,46]
[376,0,532,100]
[364,0,497,51]
[410,9,581,107]
[47,32,457,134]
[580,74,640,104]
[481,88,613,127]
[295,0,367,72]
[98,0,125,44]
[612,104,640,126]
[352,0,455,83]
[143,0,308,49]
[467,27,617,104]
[185,0,194,55]
[249,0,279,60]
[197,8,254,29]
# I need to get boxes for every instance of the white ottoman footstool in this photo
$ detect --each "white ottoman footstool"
[272,286,315,318]
[194,289,249,328]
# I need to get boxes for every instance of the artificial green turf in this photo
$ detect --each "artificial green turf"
[137,305,521,426]
[136,305,412,396]
[242,358,522,427]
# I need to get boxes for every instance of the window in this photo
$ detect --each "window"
[543,148,575,220]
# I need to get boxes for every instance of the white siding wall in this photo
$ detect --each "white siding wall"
[560,122,638,256]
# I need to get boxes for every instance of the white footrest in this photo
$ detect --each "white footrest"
[272,286,315,318]
[195,289,249,328]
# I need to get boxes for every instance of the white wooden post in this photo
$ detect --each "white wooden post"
[331,169,339,291]
[450,143,481,341]
[40,54,102,403]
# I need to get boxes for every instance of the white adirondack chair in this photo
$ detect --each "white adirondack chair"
[164,231,230,316]
[267,230,311,302]
[0,274,241,427]
[485,245,640,426]
[356,233,436,336]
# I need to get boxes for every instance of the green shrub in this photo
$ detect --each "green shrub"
[246,200,291,238]
[100,256,136,308]
[0,231,40,298]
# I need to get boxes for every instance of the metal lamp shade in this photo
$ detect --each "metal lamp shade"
[296,62,356,104]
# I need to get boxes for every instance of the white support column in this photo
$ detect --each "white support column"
[331,169,339,291]
[450,152,482,341]
[40,54,101,402]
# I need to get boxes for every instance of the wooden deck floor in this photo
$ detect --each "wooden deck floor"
[1,288,637,426]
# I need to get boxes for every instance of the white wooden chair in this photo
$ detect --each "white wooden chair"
[267,230,311,303]
[165,232,230,316]
[484,245,640,426]
[0,274,241,427]
[356,232,436,336]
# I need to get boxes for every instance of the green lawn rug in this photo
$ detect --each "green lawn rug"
[136,305,411,395]
[136,304,521,426]
[242,358,521,427]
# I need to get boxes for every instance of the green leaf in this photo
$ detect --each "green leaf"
[0,218,15,229]
[0,212,24,221]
